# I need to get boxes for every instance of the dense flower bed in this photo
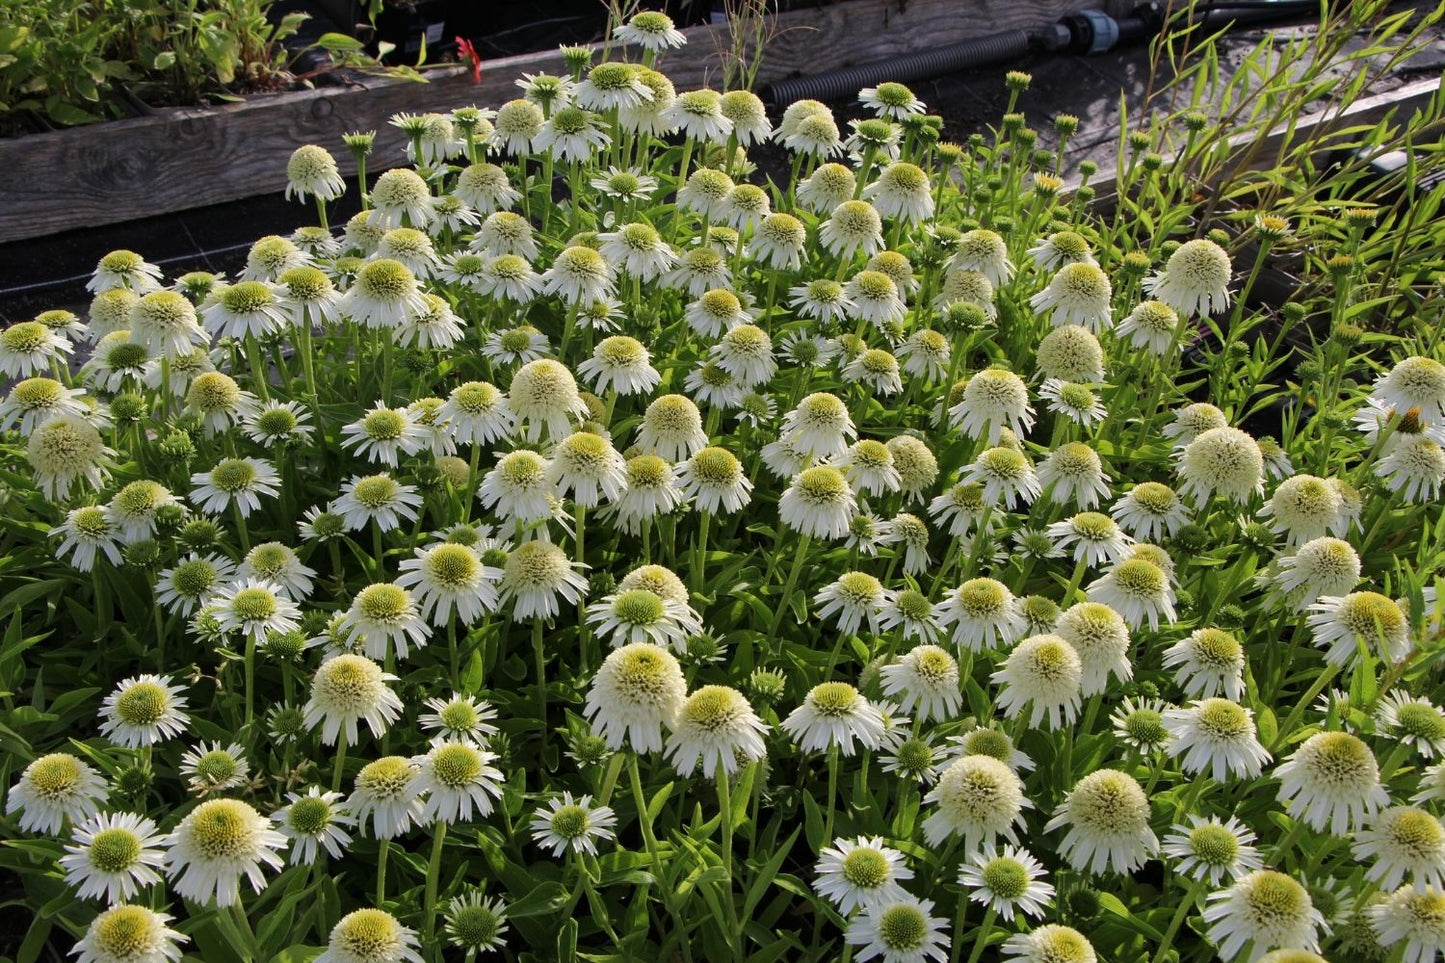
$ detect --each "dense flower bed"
[2,8,1444,963]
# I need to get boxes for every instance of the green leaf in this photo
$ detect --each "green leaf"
[269,947,323,963]
[153,50,176,70]
[743,825,799,920]
[317,32,365,53]
[506,881,568,918]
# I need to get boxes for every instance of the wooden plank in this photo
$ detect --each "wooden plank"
[0,0,1127,242]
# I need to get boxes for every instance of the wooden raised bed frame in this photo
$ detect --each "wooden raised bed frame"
[1,0,1129,244]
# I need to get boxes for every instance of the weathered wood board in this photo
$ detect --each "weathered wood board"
[1,0,1130,242]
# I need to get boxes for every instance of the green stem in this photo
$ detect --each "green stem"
[821,744,840,846]
[376,838,390,904]
[962,905,997,963]
[1150,878,1204,963]
[423,822,447,945]
[331,734,348,792]
[533,618,548,749]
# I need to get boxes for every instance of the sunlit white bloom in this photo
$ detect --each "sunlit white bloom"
[272,787,355,866]
[922,754,1029,849]
[72,905,187,963]
[1145,238,1233,317]
[1202,871,1323,963]
[163,797,285,906]
[958,846,1055,922]
[1275,731,1389,835]
[99,675,190,748]
[1045,768,1157,875]
[664,684,768,777]
[782,682,886,756]
[992,634,1083,730]
[6,752,108,835]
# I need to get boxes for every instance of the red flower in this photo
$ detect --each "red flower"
[456,37,481,84]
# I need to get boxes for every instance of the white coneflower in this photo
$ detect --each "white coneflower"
[188,456,280,518]
[1045,768,1157,875]
[940,727,1035,774]
[1030,262,1113,332]
[273,787,354,865]
[815,836,914,914]
[586,589,702,650]
[1203,870,1323,962]
[858,80,926,117]
[1162,815,1263,886]
[1162,404,1227,449]
[183,371,255,437]
[88,249,164,294]
[1028,230,1096,270]
[106,479,176,544]
[127,290,204,358]
[842,348,904,396]
[178,741,250,794]
[1036,325,1105,385]
[1086,557,1175,630]
[606,454,685,535]
[779,465,857,540]
[721,183,770,231]
[958,846,1055,922]
[836,439,899,497]
[441,381,514,447]
[238,542,314,601]
[99,675,189,748]
[1378,692,1445,759]
[397,542,501,625]
[1146,238,1233,317]
[786,279,852,327]
[922,754,1028,849]
[88,288,140,340]
[26,413,113,501]
[0,377,88,434]
[455,163,520,214]
[60,811,166,902]
[664,685,767,777]
[479,449,554,524]
[1053,601,1131,696]
[6,752,107,835]
[632,393,706,461]
[163,797,285,906]
[665,246,733,297]
[548,430,625,508]
[885,512,931,576]
[795,163,855,216]
[782,392,856,459]
[583,642,686,752]
[1370,885,1445,963]
[950,229,1013,286]
[928,482,988,538]
[846,271,907,331]
[316,908,423,963]
[528,791,616,858]
[499,540,589,622]
[1036,442,1112,510]
[863,162,934,224]
[1164,698,1272,782]
[781,681,886,756]
[407,740,504,824]
[242,234,311,282]
[239,401,314,451]
[744,212,805,271]
[1110,482,1189,541]
[340,404,429,469]
[897,329,951,382]
[304,654,403,746]
[212,578,301,645]
[935,267,997,319]
[1111,696,1171,753]
[1377,434,1445,502]
[72,905,187,963]
[937,578,1027,652]
[339,582,429,661]
[52,505,123,573]
[349,756,424,840]
[1117,300,1182,355]
[509,358,589,443]
[844,897,950,963]
[1259,474,1343,545]
[880,645,961,722]
[1355,806,1445,892]
[663,88,732,142]
[473,212,539,261]
[1275,730,1389,835]
[598,222,677,282]
[711,323,776,387]
[576,335,660,396]
[335,473,423,532]
[202,280,292,339]
[443,892,511,956]
[1163,627,1245,700]
[1003,926,1098,963]
[964,445,1042,510]
[540,245,615,305]
[81,330,150,391]
[674,446,753,514]
[878,589,942,644]
[369,168,433,230]
[1046,512,1132,567]
[1307,590,1410,666]
[819,199,885,259]
[1373,356,1445,423]
[949,369,1034,445]
[414,694,498,749]
[472,254,540,305]
[813,571,889,637]
[339,259,428,331]
[992,635,1084,730]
